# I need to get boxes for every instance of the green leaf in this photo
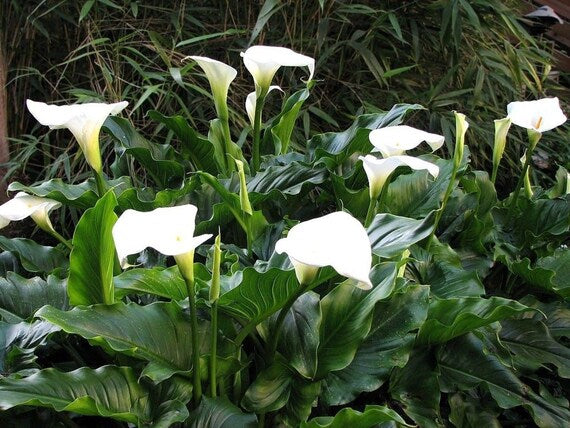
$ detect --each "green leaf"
[316,263,397,378]
[0,320,59,374]
[260,291,322,379]
[439,334,570,428]
[105,116,185,189]
[302,404,410,428]
[0,365,190,427]
[448,392,501,428]
[114,266,187,300]
[0,237,68,274]
[249,0,284,45]
[8,179,99,209]
[279,378,321,427]
[367,212,435,258]
[115,177,198,212]
[322,284,429,406]
[390,349,443,428]
[242,361,292,413]
[37,301,206,382]
[417,296,532,345]
[148,111,219,174]
[78,0,95,22]
[499,319,570,378]
[187,396,257,428]
[0,273,67,319]
[68,190,118,305]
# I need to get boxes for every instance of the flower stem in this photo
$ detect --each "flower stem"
[266,283,308,366]
[252,94,266,173]
[49,229,73,251]
[219,106,234,174]
[426,159,458,250]
[210,300,218,397]
[180,264,203,405]
[94,170,108,198]
[364,198,377,228]
[508,131,541,213]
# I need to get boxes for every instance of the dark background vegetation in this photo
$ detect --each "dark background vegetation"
[1,0,568,190]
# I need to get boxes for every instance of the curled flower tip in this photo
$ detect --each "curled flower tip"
[275,211,372,289]
[369,125,444,158]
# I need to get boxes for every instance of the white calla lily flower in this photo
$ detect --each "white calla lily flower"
[275,211,373,289]
[112,205,212,268]
[26,99,128,173]
[241,45,315,94]
[369,125,444,158]
[506,97,567,133]
[359,154,439,200]
[245,86,283,125]
[0,192,61,233]
[186,56,237,115]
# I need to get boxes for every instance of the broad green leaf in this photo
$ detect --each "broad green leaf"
[439,334,570,428]
[259,291,322,378]
[115,178,198,212]
[8,178,98,209]
[0,320,59,374]
[279,378,321,427]
[187,396,257,428]
[499,319,570,378]
[67,190,118,305]
[417,296,532,345]
[322,284,429,406]
[37,301,211,382]
[114,266,187,300]
[0,365,191,427]
[242,361,292,413]
[316,263,397,378]
[390,349,443,428]
[302,405,410,428]
[410,241,485,298]
[148,110,219,174]
[0,273,67,319]
[0,252,20,277]
[247,161,328,200]
[519,297,570,339]
[367,211,435,258]
[105,116,185,189]
[0,237,68,274]
[330,173,369,219]
[448,392,501,428]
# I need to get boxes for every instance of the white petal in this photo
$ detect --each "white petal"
[241,45,315,92]
[507,98,567,133]
[0,216,10,230]
[26,99,128,171]
[0,192,61,221]
[245,86,282,125]
[186,56,237,105]
[369,125,444,158]
[275,211,372,288]
[112,205,212,267]
[359,155,439,199]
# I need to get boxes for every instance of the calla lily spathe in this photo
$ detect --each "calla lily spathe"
[26,99,128,173]
[112,205,212,268]
[245,86,282,125]
[275,211,373,289]
[0,192,61,233]
[241,45,315,95]
[186,56,237,115]
[359,154,439,199]
[369,125,444,158]
[507,97,567,133]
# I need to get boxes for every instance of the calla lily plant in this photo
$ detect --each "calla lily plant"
[369,125,444,158]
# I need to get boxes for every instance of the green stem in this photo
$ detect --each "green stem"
[49,229,73,250]
[183,275,202,405]
[219,107,233,174]
[245,215,253,258]
[252,94,266,173]
[426,162,458,250]
[491,165,498,185]
[508,131,540,213]
[266,283,308,365]
[210,300,218,397]
[94,170,108,197]
[364,198,377,228]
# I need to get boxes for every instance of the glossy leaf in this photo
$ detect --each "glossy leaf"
[67,190,118,305]
[0,237,68,274]
[8,179,98,209]
[0,273,67,319]
[114,266,187,300]
[242,361,292,413]
[417,296,532,345]
[0,365,191,427]
[187,396,257,428]
[302,405,410,428]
